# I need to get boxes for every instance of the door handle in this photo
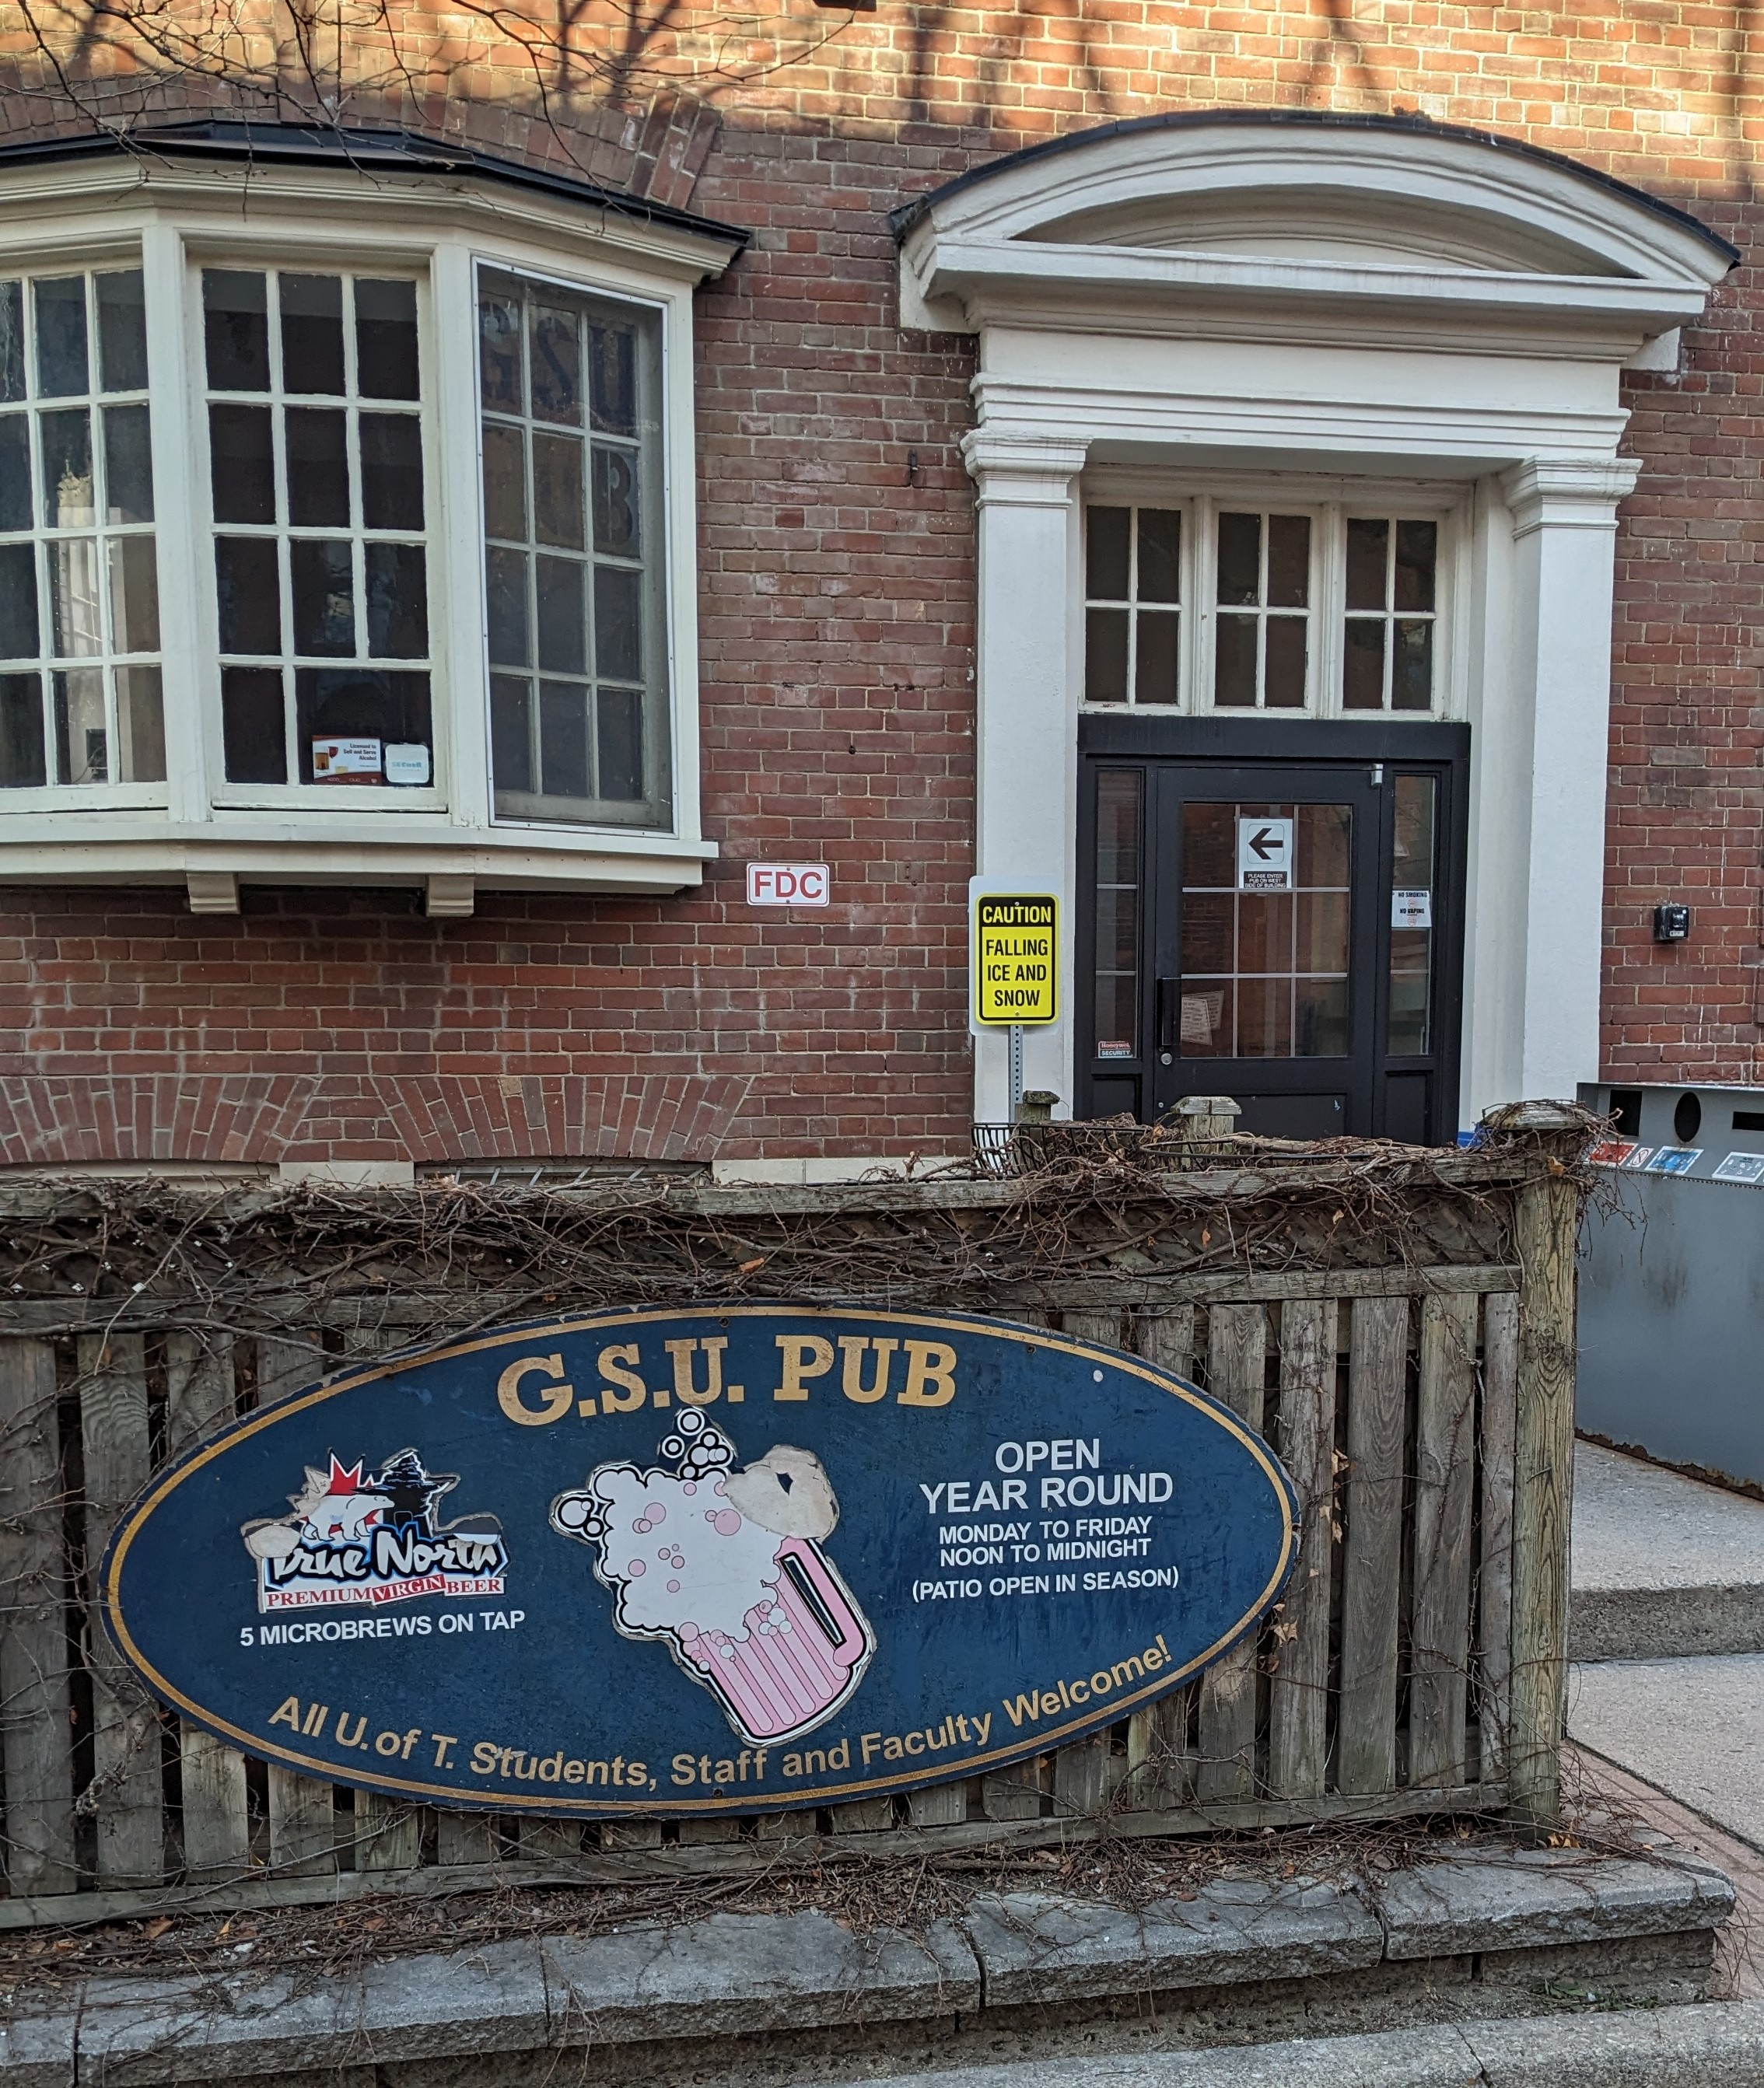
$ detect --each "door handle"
[1156,978,1179,1053]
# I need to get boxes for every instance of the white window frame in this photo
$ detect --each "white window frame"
[0,155,739,911]
[1080,472,1470,722]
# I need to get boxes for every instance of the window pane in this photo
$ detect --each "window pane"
[222,666,286,782]
[591,446,639,556]
[216,537,282,655]
[1265,616,1307,707]
[1345,517,1388,612]
[490,673,533,794]
[359,414,424,530]
[1217,512,1260,606]
[204,271,270,391]
[117,664,165,782]
[1134,610,1178,705]
[597,685,644,802]
[485,546,530,668]
[1295,890,1349,974]
[0,282,23,403]
[107,535,159,652]
[35,278,88,398]
[1393,620,1433,711]
[1266,515,1310,608]
[1388,774,1437,1054]
[1295,802,1352,887]
[1395,520,1437,611]
[53,666,106,782]
[1139,508,1181,603]
[588,324,636,435]
[280,275,345,396]
[0,542,37,658]
[1237,975,1293,1058]
[1085,607,1128,703]
[285,407,351,528]
[47,540,103,657]
[40,409,93,527]
[1296,978,1349,1057]
[482,424,525,541]
[290,538,355,656]
[0,413,30,530]
[530,305,582,426]
[478,284,523,412]
[102,404,153,524]
[209,404,276,524]
[536,554,586,674]
[365,541,427,658]
[1092,768,1142,1058]
[0,672,44,785]
[539,680,590,798]
[1183,802,1235,887]
[533,432,585,549]
[1087,507,1129,599]
[1343,618,1385,710]
[356,281,419,401]
[96,271,149,393]
[593,564,642,680]
[1181,890,1232,974]
[296,666,430,782]
[1214,614,1256,705]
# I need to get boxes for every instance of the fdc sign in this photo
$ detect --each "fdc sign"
[972,892,1059,1026]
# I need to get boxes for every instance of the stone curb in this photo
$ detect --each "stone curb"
[793,1999,1764,2087]
[0,1846,1734,2085]
[1573,1583,1764,1663]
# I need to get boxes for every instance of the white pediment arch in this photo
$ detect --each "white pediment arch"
[897,113,1733,354]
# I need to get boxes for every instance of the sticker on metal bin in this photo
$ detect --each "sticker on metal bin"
[1643,1148,1701,1174]
[1713,1152,1764,1184]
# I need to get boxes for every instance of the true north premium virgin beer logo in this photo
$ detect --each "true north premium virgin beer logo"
[240,1449,509,1612]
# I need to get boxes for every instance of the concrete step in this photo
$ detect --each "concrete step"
[1571,1440,1764,1661]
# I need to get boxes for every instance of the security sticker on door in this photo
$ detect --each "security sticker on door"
[1237,817,1293,891]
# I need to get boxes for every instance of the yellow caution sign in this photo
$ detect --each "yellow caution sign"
[972,892,1059,1026]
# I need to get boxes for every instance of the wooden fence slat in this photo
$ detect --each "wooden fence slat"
[908,1780,969,1827]
[1337,1296,1410,1796]
[1062,1310,1129,1351]
[1267,1299,1338,1800]
[1197,1304,1267,1803]
[1127,1305,1197,1810]
[435,1813,499,1865]
[1477,1292,1520,1782]
[1409,1293,1478,1789]
[1510,1121,1581,1824]
[79,1334,164,1884]
[981,1307,1055,1824]
[259,1338,338,1877]
[166,1332,251,1882]
[0,1338,75,1894]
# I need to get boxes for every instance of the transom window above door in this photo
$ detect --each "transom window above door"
[1082,497,1453,719]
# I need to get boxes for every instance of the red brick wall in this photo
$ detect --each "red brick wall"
[0,4,1759,1159]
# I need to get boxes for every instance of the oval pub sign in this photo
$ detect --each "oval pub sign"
[102,1309,1298,1816]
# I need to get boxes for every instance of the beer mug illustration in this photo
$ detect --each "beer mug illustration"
[551,1412,875,1747]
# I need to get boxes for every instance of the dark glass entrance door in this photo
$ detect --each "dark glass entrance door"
[1078,719,1468,1145]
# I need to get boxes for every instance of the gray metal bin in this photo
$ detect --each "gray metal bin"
[1577,1079,1764,1485]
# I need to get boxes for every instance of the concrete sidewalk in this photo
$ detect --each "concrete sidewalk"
[800,2002,1764,2087]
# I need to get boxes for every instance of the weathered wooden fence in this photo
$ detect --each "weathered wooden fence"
[0,1104,1587,1922]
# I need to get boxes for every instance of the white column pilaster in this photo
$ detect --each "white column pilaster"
[1465,458,1639,1117]
[962,432,1088,1123]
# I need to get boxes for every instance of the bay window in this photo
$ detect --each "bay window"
[0,131,743,908]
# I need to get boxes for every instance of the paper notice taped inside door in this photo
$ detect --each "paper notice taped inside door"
[1180,992,1223,1045]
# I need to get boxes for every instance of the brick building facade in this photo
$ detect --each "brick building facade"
[0,3,1753,1171]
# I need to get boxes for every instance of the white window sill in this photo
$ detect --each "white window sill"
[0,813,716,914]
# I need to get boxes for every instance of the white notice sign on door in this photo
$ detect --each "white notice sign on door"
[1236,816,1293,892]
[1391,889,1433,929]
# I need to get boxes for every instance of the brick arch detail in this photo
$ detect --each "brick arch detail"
[0,1075,754,1169]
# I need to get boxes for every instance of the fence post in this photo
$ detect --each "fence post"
[1501,1103,1587,1825]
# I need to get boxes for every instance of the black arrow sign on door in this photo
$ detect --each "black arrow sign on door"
[1248,827,1282,860]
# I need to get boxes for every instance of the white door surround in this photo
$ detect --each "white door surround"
[896,112,1734,1128]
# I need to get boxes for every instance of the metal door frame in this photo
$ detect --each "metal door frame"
[1076,715,1470,1142]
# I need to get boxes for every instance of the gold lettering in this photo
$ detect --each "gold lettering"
[667,1336,743,1406]
[838,1334,898,1404]
[497,1352,576,1425]
[773,1334,835,1401]
[898,1341,957,1408]
[597,1343,649,1414]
